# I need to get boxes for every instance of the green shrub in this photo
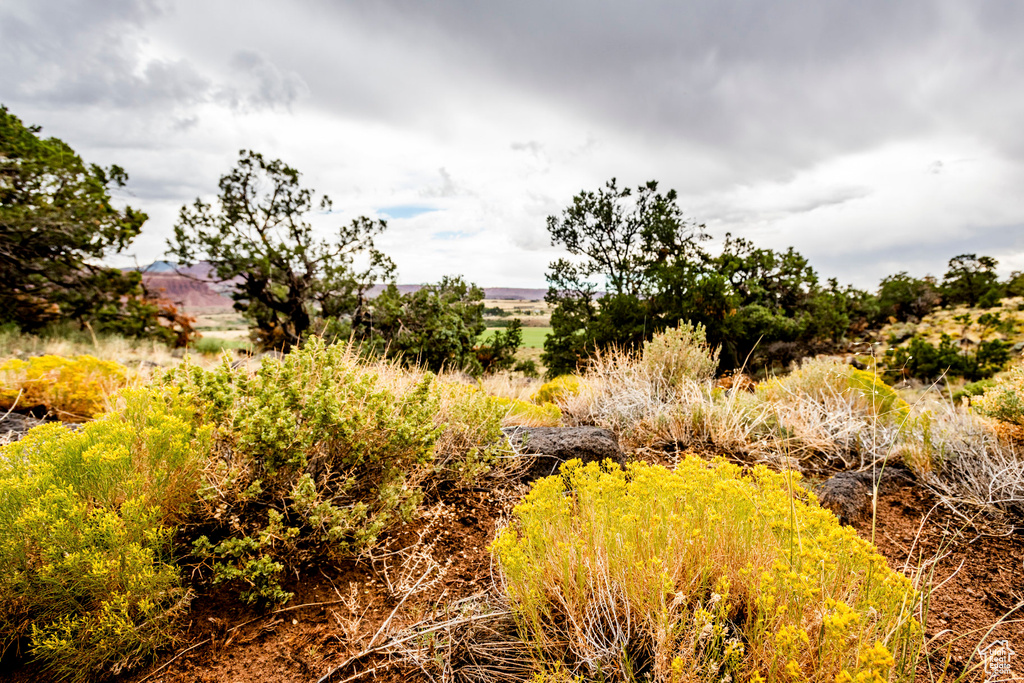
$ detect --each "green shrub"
[951,378,996,405]
[884,333,1010,382]
[514,358,540,378]
[476,318,523,373]
[166,338,507,604]
[492,458,920,683]
[641,322,719,386]
[0,355,128,420]
[975,365,1024,425]
[0,387,209,681]
[189,336,251,355]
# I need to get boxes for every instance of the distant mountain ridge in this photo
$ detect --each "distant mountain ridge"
[131,262,548,310]
[363,285,547,300]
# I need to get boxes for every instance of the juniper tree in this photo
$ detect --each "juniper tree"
[0,105,191,344]
[169,150,394,350]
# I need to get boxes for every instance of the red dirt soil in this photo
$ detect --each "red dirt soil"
[850,480,1024,682]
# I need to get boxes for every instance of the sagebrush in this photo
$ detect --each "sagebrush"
[165,338,512,604]
[975,364,1024,426]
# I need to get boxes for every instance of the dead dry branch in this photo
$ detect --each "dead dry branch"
[316,595,527,683]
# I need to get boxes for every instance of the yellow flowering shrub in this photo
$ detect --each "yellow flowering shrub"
[492,457,920,683]
[847,369,911,424]
[0,387,210,681]
[496,396,562,427]
[0,355,128,420]
[531,375,583,405]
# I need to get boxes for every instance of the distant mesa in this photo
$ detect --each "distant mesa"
[478,287,548,300]
[125,261,237,310]
[140,273,234,310]
[129,262,547,311]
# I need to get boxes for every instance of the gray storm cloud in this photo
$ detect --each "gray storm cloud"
[1,0,1023,286]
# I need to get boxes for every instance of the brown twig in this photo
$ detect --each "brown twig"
[330,663,390,683]
[137,638,211,683]
[1,389,23,420]
[367,562,434,649]
[226,598,350,638]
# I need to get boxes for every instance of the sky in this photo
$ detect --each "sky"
[3,0,1024,289]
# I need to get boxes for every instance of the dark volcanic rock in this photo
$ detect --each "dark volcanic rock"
[816,467,914,525]
[0,412,46,444]
[501,426,625,479]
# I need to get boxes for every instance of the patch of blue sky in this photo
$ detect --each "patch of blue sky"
[377,205,438,220]
[432,230,471,240]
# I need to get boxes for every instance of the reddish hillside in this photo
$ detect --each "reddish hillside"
[140,275,547,311]
[137,263,550,309]
[142,274,233,309]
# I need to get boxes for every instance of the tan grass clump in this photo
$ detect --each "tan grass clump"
[562,348,1024,514]
[0,328,183,368]
[478,370,541,403]
[641,322,719,387]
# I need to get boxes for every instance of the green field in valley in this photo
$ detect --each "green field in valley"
[481,326,552,349]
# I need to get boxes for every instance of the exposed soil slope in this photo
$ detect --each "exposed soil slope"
[850,480,1024,681]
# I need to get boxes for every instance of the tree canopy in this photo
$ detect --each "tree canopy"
[942,253,1002,308]
[169,152,521,373]
[875,272,942,323]
[0,105,191,344]
[543,179,708,374]
[169,150,395,350]
[541,180,873,376]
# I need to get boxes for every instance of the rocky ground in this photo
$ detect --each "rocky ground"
[0,411,45,445]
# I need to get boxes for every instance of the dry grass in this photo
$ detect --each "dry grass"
[475,370,541,403]
[0,328,234,388]
[0,329,177,365]
[910,409,1024,515]
[556,347,1024,517]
